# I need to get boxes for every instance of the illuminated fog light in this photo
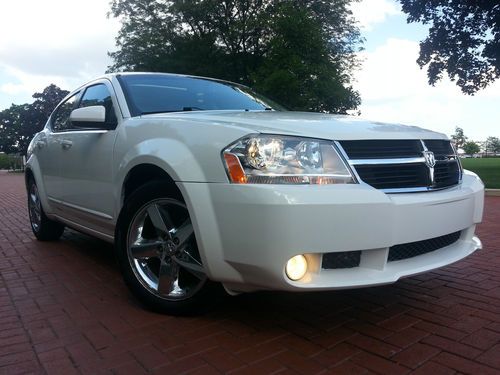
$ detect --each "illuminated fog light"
[286,255,308,281]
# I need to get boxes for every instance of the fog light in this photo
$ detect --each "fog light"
[286,255,308,281]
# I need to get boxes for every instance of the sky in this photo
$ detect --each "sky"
[0,0,498,141]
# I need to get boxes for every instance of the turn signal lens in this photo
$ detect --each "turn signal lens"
[223,153,247,184]
[286,255,308,281]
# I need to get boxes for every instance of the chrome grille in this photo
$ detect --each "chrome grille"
[338,140,461,192]
[340,140,422,159]
[434,161,461,189]
[354,163,429,189]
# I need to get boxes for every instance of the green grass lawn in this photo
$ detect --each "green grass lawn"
[461,158,500,189]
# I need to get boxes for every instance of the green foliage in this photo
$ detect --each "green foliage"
[462,141,480,156]
[461,158,500,189]
[398,0,499,94]
[0,85,68,155]
[0,104,31,155]
[484,136,500,155]
[450,126,467,150]
[108,0,362,113]
[0,153,23,171]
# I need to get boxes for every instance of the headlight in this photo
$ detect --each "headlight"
[222,135,356,184]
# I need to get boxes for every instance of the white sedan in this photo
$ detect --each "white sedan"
[26,73,484,314]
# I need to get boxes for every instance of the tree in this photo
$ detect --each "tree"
[398,0,499,94]
[31,84,70,122]
[0,104,31,155]
[0,85,68,155]
[107,0,362,113]
[484,136,500,156]
[450,127,467,151]
[462,141,480,157]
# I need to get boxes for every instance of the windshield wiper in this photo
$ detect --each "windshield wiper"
[182,106,205,111]
[140,110,177,115]
[140,107,205,115]
[141,107,271,115]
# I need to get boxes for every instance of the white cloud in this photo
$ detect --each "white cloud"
[0,0,120,107]
[0,82,27,95]
[351,0,400,31]
[0,65,82,97]
[354,38,500,140]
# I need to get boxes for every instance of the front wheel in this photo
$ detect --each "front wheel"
[27,178,65,241]
[115,182,213,315]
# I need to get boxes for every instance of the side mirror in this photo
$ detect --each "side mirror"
[70,106,110,129]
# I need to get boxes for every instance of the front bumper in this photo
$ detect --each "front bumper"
[178,171,484,293]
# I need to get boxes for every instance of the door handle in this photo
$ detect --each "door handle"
[61,139,73,150]
[36,140,46,149]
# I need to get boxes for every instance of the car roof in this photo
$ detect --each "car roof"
[101,72,244,88]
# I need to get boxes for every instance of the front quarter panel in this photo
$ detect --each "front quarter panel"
[113,117,254,218]
[114,117,252,183]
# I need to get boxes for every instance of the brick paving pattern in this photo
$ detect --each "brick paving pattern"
[0,170,499,374]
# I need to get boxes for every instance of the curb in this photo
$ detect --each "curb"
[485,189,500,197]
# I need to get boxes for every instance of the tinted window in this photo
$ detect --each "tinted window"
[119,74,284,116]
[52,94,78,132]
[79,84,117,124]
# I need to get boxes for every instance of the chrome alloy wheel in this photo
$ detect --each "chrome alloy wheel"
[28,183,42,232]
[126,199,206,301]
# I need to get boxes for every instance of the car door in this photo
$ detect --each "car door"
[37,92,80,205]
[55,81,120,237]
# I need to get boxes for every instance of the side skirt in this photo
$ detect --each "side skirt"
[50,214,115,243]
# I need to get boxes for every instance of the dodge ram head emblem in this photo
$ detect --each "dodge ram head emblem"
[423,150,436,168]
[422,149,436,185]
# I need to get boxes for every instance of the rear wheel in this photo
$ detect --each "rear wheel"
[27,178,65,241]
[116,182,212,315]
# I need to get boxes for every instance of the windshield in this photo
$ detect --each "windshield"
[118,74,285,116]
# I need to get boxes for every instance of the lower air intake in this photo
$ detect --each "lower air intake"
[388,231,461,262]
[322,251,361,269]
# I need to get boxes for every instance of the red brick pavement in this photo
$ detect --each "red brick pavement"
[1,170,499,374]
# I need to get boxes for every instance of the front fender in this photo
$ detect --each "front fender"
[114,138,208,218]
[116,138,206,184]
[114,117,253,184]
[112,117,255,218]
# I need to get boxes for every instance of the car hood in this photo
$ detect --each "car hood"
[142,111,448,141]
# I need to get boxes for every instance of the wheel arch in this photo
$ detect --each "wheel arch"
[25,167,35,189]
[119,162,184,210]
[24,158,53,215]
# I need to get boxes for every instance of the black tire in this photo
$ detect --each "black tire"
[115,181,216,315]
[27,178,65,241]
